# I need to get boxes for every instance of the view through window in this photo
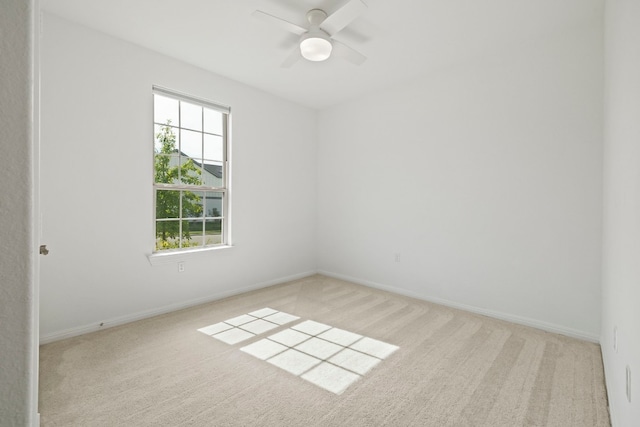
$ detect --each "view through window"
[153,87,229,251]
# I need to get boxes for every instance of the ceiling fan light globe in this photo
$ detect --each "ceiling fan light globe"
[300,36,332,61]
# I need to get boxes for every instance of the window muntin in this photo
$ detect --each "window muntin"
[153,87,229,252]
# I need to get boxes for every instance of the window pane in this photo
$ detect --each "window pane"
[204,108,223,135]
[205,192,223,218]
[182,191,204,218]
[154,155,180,184]
[155,124,179,154]
[205,219,223,245]
[179,155,203,185]
[202,161,223,187]
[184,220,204,248]
[204,134,223,162]
[181,129,203,160]
[156,220,181,251]
[156,190,180,218]
[181,101,202,131]
[154,95,179,126]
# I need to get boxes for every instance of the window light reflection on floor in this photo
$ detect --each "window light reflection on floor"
[198,309,399,395]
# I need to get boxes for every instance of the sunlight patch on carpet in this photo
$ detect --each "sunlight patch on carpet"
[197,308,299,344]
[242,320,399,395]
[198,311,399,395]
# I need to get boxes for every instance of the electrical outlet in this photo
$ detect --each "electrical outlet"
[613,326,618,352]
[394,253,401,263]
[627,365,632,402]
[178,262,185,273]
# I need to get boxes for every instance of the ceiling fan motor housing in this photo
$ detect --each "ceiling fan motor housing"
[306,9,328,27]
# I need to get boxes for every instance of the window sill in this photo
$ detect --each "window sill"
[147,245,233,266]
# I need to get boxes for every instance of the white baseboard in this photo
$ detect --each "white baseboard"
[317,270,600,343]
[608,405,617,427]
[40,269,599,345]
[39,271,317,344]
[603,353,618,427]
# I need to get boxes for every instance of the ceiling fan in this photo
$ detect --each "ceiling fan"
[252,0,368,67]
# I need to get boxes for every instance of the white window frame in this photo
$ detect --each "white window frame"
[149,86,231,262]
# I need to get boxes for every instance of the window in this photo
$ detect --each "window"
[153,86,230,252]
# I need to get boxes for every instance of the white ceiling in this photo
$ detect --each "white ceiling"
[41,0,603,110]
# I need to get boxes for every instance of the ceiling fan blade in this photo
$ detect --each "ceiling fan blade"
[281,47,302,68]
[320,0,367,36]
[331,40,367,65]
[252,10,307,35]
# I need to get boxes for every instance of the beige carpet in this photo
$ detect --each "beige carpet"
[39,275,610,426]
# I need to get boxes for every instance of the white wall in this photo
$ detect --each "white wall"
[40,14,317,341]
[318,19,603,340]
[0,0,38,425]
[602,1,640,425]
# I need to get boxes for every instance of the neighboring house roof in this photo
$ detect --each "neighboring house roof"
[177,151,223,178]
[202,162,222,179]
